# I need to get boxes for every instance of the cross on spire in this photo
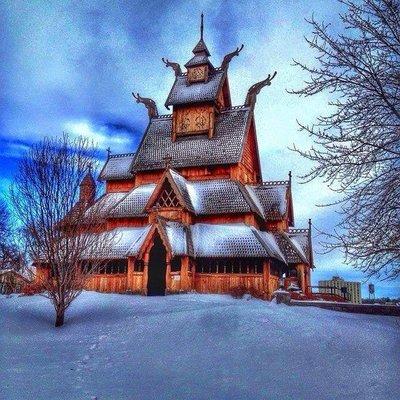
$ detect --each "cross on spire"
[106,147,111,159]
[200,13,204,40]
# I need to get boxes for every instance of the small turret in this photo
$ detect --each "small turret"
[79,169,96,204]
[185,13,214,83]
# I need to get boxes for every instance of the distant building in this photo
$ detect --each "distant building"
[319,276,361,304]
[0,269,30,295]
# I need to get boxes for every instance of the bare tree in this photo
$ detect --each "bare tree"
[290,0,400,279]
[0,199,9,243]
[11,134,115,327]
[0,199,26,272]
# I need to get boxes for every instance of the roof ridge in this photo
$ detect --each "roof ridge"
[220,105,249,112]
[259,180,289,186]
[289,228,309,234]
[109,152,135,159]
[152,114,172,120]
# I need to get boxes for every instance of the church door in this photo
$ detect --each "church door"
[147,234,167,296]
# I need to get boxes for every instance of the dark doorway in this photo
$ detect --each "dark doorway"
[147,233,167,296]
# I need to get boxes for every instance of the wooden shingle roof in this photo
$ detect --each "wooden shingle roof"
[165,69,225,107]
[132,107,251,172]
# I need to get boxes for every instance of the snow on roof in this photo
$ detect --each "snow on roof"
[99,153,135,181]
[91,169,290,223]
[191,223,271,258]
[165,70,224,107]
[273,232,309,264]
[82,226,151,259]
[255,231,286,263]
[85,192,128,218]
[169,170,194,212]
[252,183,289,220]
[164,221,190,256]
[187,179,254,215]
[288,231,309,263]
[111,184,156,218]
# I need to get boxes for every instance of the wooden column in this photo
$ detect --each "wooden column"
[165,253,172,294]
[191,260,196,292]
[142,252,149,295]
[127,257,135,292]
[304,266,311,295]
[263,259,271,300]
[181,256,190,292]
[296,264,306,293]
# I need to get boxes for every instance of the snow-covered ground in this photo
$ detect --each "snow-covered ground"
[1,292,399,400]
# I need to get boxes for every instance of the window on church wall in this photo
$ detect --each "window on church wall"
[81,259,127,275]
[171,257,181,272]
[134,260,144,272]
[271,259,287,277]
[155,181,181,208]
[197,258,263,274]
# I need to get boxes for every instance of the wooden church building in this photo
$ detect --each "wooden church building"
[56,17,314,298]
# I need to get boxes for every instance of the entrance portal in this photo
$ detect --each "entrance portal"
[147,234,167,296]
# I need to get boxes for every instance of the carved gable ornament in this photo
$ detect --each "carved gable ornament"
[187,65,208,83]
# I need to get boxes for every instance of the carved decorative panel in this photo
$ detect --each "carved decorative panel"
[187,65,208,83]
[174,104,213,137]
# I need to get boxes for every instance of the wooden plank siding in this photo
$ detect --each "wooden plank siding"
[168,272,182,293]
[83,271,279,297]
[106,180,135,192]
[194,273,264,294]
[85,274,128,293]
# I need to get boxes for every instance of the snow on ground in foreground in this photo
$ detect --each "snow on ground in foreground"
[1,292,399,400]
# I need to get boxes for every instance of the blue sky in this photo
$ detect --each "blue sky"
[1,0,398,298]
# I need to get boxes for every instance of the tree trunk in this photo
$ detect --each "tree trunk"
[55,309,65,327]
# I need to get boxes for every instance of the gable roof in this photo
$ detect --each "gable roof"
[288,228,311,265]
[190,223,283,259]
[187,179,263,217]
[80,220,310,265]
[81,226,151,259]
[111,184,156,218]
[95,169,290,222]
[273,231,309,264]
[162,220,192,257]
[84,192,128,218]
[249,182,290,221]
[145,169,195,213]
[132,107,251,172]
[165,69,225,107]
[99,153,135,181]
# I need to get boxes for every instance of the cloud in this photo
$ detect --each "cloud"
[2,142,31,159]
[63,120,132,153]
[1,0,398,296]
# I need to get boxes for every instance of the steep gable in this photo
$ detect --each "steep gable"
[132,107,251,172]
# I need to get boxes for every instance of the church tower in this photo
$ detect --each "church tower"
[53,14,315,299]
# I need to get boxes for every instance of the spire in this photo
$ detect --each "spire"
[190,13,210,57]
[79,168,96,204]
[200,12,204,40]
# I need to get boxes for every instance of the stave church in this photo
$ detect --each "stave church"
[44,16,315,298]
